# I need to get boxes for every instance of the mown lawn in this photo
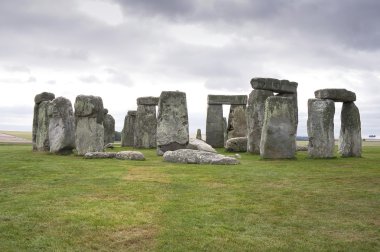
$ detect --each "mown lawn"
[0,144,379,251]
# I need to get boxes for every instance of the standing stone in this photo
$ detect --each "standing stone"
[260,97,297,159]
[339,102,362,157]
[157,91,189,155]
[48,97,75,154]
[227,105,247,139]
[134,104,157,148]
[223,117,227,145]
[35,101,51,151]
[246,89,273,154]
[121,110,136,147]
[33,92,55,151]
[206,104,224,147]
[74,95,105,155]
[103,110,115,145]
[196,129,202,140]
[307,99,335,158]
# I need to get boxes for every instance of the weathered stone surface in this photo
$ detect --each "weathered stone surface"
[84,152,117,159]
[227,105,247,139]
[314,89,356,102]
[48,97,75,154]
[206,104,224,147]
[137,96,159,106]
[163,149,239,165]
[339,102,362,157]
[251,78,298,94]
[196,129,202,140]
[307,99,335,158]
[223,117,227,145]
[246,89,273,154]
[34,92,55,104]
[134,105,157,148]
[115,151,145,160]
[104,143,114,149]
[74,95,104,123]
[187,138,217,153]
[260,97,297,159]
[157,91,189,155]
[74,95,105,155]
[103,113,115,145]
[121,110,136,147]
[225,137,247,152]
[35,101,51,151]
[208,95,247,105]
[296,145,308,151]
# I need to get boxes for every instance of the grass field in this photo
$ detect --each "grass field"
[0,144,379,251]
[0,131,33,141]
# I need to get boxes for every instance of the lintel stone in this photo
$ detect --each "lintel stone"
[207,95,247,105]
[137,96,159,106]
[250,78,298,94]
[314,89,356,102]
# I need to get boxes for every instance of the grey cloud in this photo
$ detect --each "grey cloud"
[79,75,102,84]
[105,68,133,86]
[3,65,30,73]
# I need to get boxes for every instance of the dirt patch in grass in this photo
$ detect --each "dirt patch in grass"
[107,225,157,251]
[123,167,171,184]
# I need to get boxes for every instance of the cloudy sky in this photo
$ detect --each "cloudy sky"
[0,0,379,137]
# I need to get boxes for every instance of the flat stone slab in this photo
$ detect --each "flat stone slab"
[127,110,137,116]
[84,152,117,159]
[137,97,159,106]
[251,78,297,94]
[314,89,356,102]
[208,95,247,105]
[187,138,217,153]
[115,151,145,160]
[163,149,239,165]
[225,137,247,152]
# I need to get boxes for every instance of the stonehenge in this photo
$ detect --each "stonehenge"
[33,92,55,151]
[307,88,361,158]
[156,91,189,155]
[121,110,136,147]
[103,109,115,145]
[206,95,247,147]
[134,96,158,148]
[48,97,75,154]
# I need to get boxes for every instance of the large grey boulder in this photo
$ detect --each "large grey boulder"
[187,138,217,153]
[103,111,115,145]
[339,102,362,157]
[307,99,335,158]
[74,95,105,155]
[225,137,247,152]
[121,110,136,147]
[33,92,55,151]
[251,78,298,94]
[227,105,247,139]
[260,96,297,159]
[206,104,224,148]
[84,152,117,159]
[208,95,247,105]
[115,151,145,160]
[35,101,51,151]
[163,149,239,165]
[48,97,75,154]
[134,104,157,148]
[246,89,273,154]
[314,89,356,102]
[156,91,189,155]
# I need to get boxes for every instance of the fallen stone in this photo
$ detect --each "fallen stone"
[48,97,75,154]
[163,149,239,165]
[104,143,114,149]
[307,99,335,158]
[314,89,356,102]
[225,137,247,152]
[84,152,117,159]
[187,138,217,153]
[251,78,298,94]
[260,96,297,159]
[137,96,159,106]
[339,102,362,157]
[115,151,145,161]
[156,91,189,155]
[207,95,247,105]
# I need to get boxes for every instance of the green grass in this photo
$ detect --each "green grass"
[0,145,379,251]
[0,131,32,141]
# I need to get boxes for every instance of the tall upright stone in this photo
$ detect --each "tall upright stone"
[74,95,105,155]
[246,89,273,154]
[260,96,297,159]
[307,99,335,158]
[196,129,202,140]
[103,109,115,145]
[227,105,247,139]
[339,102,362,157]
[48,97,75,154]
[121,110,136,147]
[134,97,158,148]
[33,92,55,151]
[157,91,189,155]
[206,104,224,147]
